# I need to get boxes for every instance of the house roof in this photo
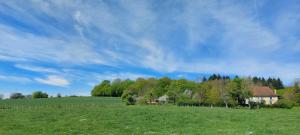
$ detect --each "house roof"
[251,86,277,97]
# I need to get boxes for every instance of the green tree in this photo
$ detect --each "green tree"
[155,77,171,97]
[10,93,25,99]
[91,80,111,96]
[276,78,284,89]
[121,90,137,105]
[110,79,133,97]
[206,86,220,107]
[32,91,48,98]
[240,79,253,108]
[193,83,208,104]
[166,90,179,104]
[144,88,158,103]
[292,82,300,104]
[227,78,252,106]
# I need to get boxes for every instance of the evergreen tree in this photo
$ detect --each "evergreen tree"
[252,76,258,84]
[209,74,217,80]
[276,78,284,89]
[261,77,266,86]
[202,77,207,82]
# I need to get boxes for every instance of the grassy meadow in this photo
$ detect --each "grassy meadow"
[0,97,300,135]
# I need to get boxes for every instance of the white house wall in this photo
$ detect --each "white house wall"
[246,97,278,105]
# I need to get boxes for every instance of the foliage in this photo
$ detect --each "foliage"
[90,75,289,108]
[91,80,111,96]
[252,76,284,90]
[274,99,295,109]
[32,91,48,98]
[248,101,265,109]
[121,90,136,105]
[176,98,201,106]
[91,79,134,97]
[10,93,25,99]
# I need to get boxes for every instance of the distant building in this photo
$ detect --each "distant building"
[246,86,278,105]
[158,95,168,103]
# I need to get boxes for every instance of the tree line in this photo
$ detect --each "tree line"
[91,74,293,108]
[202,74,284,90]
[0,91,63,99]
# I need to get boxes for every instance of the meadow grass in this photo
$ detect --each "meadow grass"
[0,97,300,135]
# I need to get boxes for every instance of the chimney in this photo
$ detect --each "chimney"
[274,89,277,95]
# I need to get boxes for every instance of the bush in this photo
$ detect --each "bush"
[274,99,295,109]
[248,101,265,109]
[136,97,147,105]
[10,93,25,99]
[121,91,136,105]
[32,91,48,98]
[177,98,202,106]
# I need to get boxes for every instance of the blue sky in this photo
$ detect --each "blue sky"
[0,0,300,97]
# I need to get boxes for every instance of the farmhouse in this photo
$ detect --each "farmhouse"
[246,86,278,105]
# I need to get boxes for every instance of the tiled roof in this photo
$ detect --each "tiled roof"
[251,86,277,97]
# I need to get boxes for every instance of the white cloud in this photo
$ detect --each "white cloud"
[0,75,32,83]
[95,72,152,81]
[35,75,70,87]
[0,24,107,65]
[0,0,299,85]
[15,64,59,73]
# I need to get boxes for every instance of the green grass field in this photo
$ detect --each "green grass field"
[0,97,300,135]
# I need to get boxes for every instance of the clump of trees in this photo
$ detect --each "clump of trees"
[8,92,50,99]
[90,75,247,107]
[91,79,134,97]
[252,76,284,90]
[32,91,48,98]
[10,93,25,99]
[203,74,284,90]
[276,81,300,108]
[91,74,294,108]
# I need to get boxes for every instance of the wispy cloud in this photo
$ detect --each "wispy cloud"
[0,0,300,92]
[95,72,152,81]
[0,75,32,83]
[15,64,59,73]
[34,75,70,87]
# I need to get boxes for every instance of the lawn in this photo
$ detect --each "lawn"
[0,97,300,135]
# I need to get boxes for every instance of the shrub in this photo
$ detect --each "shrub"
[57,93,62,98]
[32,91,48,98]
[274,99,295,109]
[121,91,136,105]
[136,97,147,105]
[177,98,201,106]
[10,93,25,99]
[248,101,265,109]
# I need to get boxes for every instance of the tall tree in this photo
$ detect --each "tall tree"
[91,80,111,96]
[202,77,207,82]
